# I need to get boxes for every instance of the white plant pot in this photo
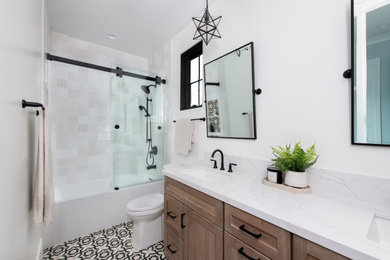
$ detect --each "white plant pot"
[284,171,308,188]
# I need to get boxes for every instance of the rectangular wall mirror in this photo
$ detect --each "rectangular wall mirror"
[204,42,257,139]
[352,0,390,146]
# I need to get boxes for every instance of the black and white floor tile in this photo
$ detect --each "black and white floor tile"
[43,221,166,260]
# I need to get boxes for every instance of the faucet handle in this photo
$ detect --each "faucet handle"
[228,163,237,173]
[210,159,218,169]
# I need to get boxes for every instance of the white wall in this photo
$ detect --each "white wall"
[163,0,390,177]
[0,0,45,259]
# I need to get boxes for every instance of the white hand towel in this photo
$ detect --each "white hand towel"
[174,118,194,156]
[32,108,54,226]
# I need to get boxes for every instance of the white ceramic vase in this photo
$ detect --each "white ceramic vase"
[284,171,308,188]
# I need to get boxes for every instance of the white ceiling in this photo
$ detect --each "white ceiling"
[46,0,216,58]
[366,3,390,39]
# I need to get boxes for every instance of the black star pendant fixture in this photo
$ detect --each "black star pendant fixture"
[192,0,222,45]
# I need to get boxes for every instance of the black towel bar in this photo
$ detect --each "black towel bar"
[173,117,205,123]
[22,99,44,109]
[22,99,44,116]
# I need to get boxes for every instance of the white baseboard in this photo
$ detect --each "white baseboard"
[36,238,43,260]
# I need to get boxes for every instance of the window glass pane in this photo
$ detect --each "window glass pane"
[190,82,199,107]
[190,57,199,83]
[200,55,204,80]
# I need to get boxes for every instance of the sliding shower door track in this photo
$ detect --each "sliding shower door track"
[46,53,166,85]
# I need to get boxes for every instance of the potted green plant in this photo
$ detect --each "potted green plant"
[271,142,319,188]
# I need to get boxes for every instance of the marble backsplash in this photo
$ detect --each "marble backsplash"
[201,151,390,216]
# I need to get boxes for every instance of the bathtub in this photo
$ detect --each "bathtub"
[54,178,112,203]
[44,179,164,248]
[54,172,162,203]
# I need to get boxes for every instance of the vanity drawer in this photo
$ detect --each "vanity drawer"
[165,224,185,260]
[225,204,291,260]
[165,194,185,239]
[225,232,270,260]
[292,234,350,260]
[165,177,223,227]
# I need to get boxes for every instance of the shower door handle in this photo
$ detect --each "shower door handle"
[180,213,186,229]
[114,124,120,129]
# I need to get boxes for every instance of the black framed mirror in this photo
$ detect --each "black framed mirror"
[204,42,259,139]
[351,0,390,146]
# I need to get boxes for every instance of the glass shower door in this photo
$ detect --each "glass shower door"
[112,68,164,189]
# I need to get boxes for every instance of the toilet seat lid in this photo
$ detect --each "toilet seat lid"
[126,193,164,212]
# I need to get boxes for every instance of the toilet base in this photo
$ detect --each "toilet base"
[132,214,164,250]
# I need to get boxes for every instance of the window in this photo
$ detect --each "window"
[180,42,203,110]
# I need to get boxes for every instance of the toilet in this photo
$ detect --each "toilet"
[126,193,164,250]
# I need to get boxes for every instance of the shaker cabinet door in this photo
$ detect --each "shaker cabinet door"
[184,207,223,260]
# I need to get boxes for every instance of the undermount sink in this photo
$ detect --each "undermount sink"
[367,215,390,245]
[183,167,229,181]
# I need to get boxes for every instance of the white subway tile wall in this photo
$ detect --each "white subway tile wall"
[49,32,149,191]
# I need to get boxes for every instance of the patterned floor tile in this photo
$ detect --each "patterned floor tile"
[43,221,166,260]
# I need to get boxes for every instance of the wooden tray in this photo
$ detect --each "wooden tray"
[262,178,312,194]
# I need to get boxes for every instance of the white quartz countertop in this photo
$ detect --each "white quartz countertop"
[163,164,390,260]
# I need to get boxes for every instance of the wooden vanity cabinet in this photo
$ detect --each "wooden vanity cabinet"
[164,177,351,260]
[184,207,223,260]
[225,232,271,260]
[165,177,223,227]
[225,204,291,260]
[165,223,184,260]
[165,194,185,239]
[164,177,223,260]
[292,234,350,260]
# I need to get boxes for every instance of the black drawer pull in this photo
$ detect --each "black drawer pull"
[167,212,177,219]
[238,247,260,260]
[167,244,177,254]
[239,224,262,239]
[181,213,186,228]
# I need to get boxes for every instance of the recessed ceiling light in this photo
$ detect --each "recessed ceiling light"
[107,33,117,40]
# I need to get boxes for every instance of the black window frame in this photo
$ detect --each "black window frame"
[180,41,203,110]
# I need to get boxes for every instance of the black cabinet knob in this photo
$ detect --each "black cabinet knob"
[253,88,262,95]
[343,69,352,79]
[114,125,120,129]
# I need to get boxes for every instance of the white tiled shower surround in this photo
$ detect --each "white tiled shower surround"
[49,32,149,200]
[44,32,167,247]
[147,40,172,165]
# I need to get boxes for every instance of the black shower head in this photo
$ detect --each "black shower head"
[141,85,150,94]
[138,105,150,117]
[140,84,156,94]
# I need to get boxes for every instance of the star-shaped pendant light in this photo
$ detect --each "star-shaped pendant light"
[192,0,222,45]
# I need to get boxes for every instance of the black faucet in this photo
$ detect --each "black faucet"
[211,149,225,171]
